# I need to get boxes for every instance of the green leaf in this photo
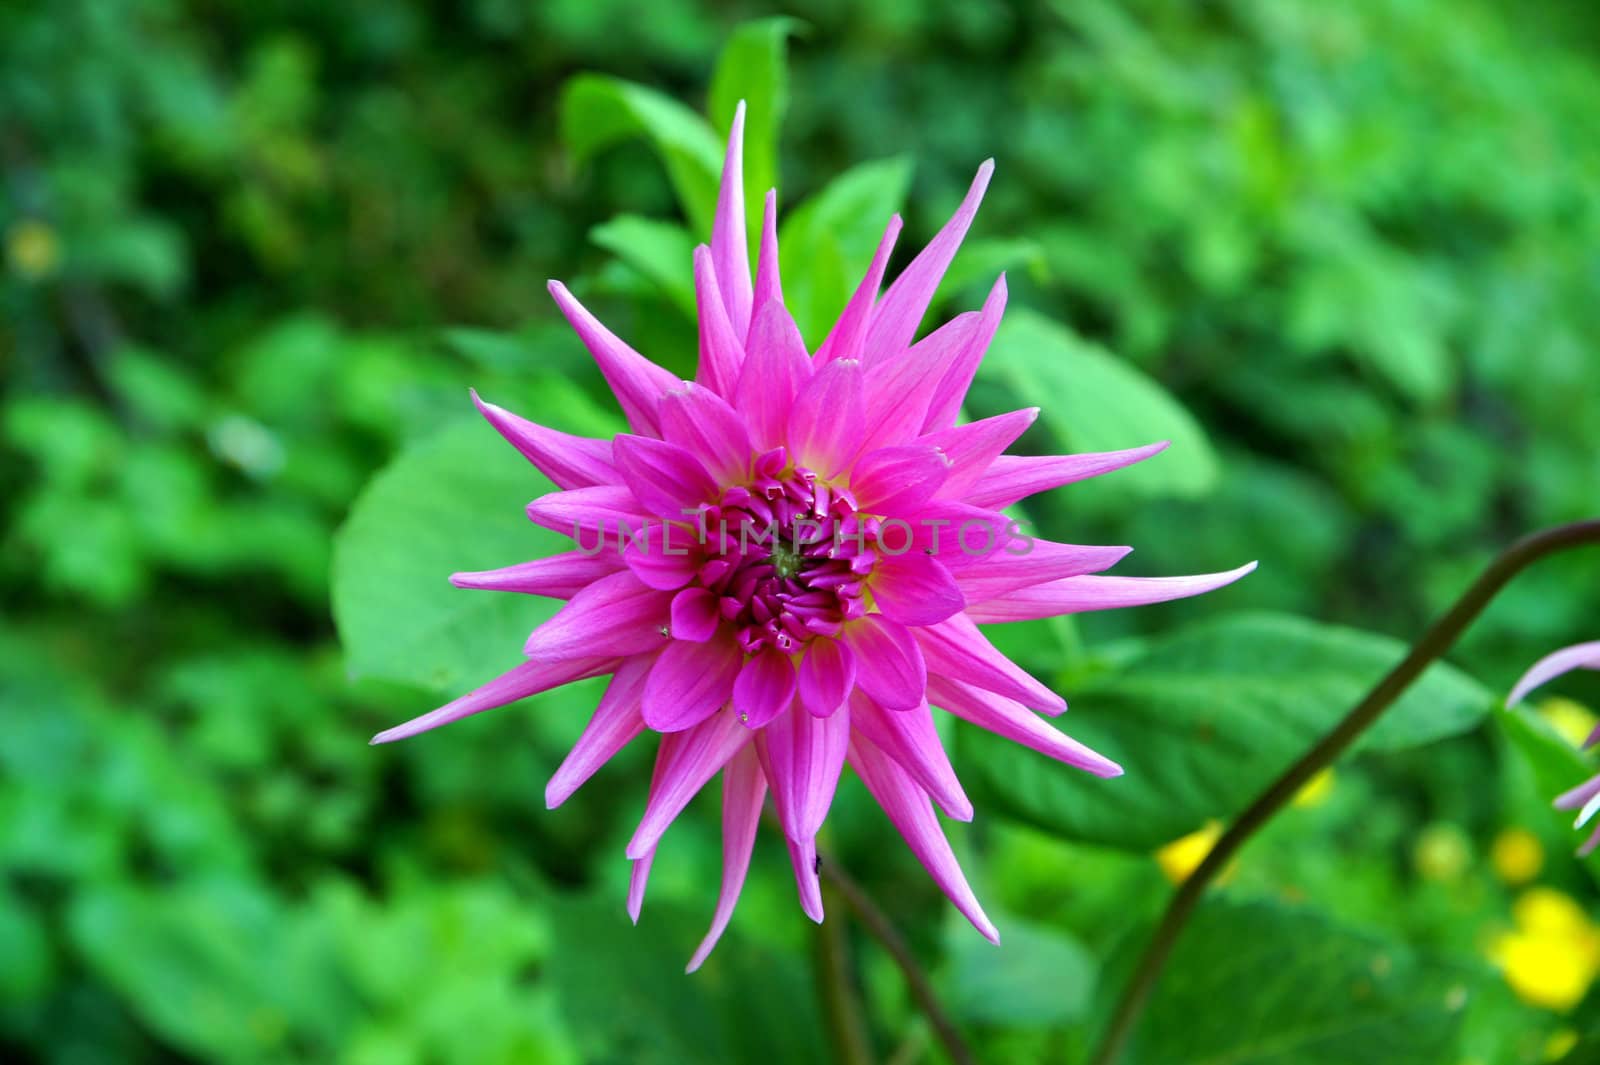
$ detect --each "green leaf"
[331,379,622,694]
[983,308,1219,498]
[708,17,802,239]
[942,236,1049,297]
[960,611,1494,849]
[1115,899,1477,1064]
[589,214,698,317]
[939,912,1097,1026]
[778,155,914,345]
[561,74,723,238]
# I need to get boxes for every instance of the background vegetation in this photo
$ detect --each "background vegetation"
[4,1,1600,1062]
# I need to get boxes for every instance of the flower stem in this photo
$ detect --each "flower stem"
[819,853,979,1065]
[1087,518,1600,1065]
[815,879,878,1065]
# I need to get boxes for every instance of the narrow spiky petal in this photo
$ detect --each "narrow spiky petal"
[814,215,902,365]
[371,656,618,745]
[849,733,998,943]
[711,101,753,340]
[757,702,851,842]
[862,160,994,365]
[451,550,625,598]
[547,655,654,808]
[962,442,1171,509]
[547,280,680,435]
[1507,641,1600,708]
[687,745,768,971]
[472,390,617,489]
[850,692,972,820]
[963,563,1259,624]
[749,188,784,323]
[627,710,753,860]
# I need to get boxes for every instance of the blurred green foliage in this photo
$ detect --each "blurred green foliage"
[5,1,1600,1062]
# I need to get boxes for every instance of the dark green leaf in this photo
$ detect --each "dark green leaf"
[960,612,1494,849]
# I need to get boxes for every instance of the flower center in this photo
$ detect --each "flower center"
[689,450,872,655]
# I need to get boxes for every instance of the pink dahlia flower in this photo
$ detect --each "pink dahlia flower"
[373,103,1254,968]
[1508,641,1600,856]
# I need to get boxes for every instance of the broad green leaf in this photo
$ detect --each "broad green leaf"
[778,155,914,345]
[708,17,802,238]
[984,307,1218,498]
[331,379,621,693]
[942,236,1049,297]
[1114,899,1477,1064]
[560,74,723,237]
[589,214,698,317]
[959,611,1494,849]
[939,911,1097,1026]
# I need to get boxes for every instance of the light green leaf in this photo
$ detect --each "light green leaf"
[959,611,1494,849]
[984,307,1218,498]
[778,155,914,345]
[560,74,723,237]
[1115,899,1477,1064]
[942,236,1049,296]
[709,17,802,238]
[589,214,698,317]
[940,912,1097,1026]
[331,379,621,694]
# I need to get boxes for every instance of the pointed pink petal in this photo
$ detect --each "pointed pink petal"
[733,646,797,729]
[626,708,752,858]
[789,358,865,478]
[849,733,998,943]
[962,442,1170,510]
[451,549,625,598]
[862,160,994,365]
[471,390,617,489]
[624,523,705,591]
[850,444,952,515]
[798,637,856,718]
[926,675,1122,778]
[641,631,742,732]
[1580,824,1600,858]
[1555,774,1600,812]
[693,244,746,397]
[659,383,753,486]
[749,188,783,324]
[371,655,618,744]
[613,434,720,519]
[953,540,1132,603]
[849,691,971,820]
[756,702,851,842]
[901,502,1012,569]
[736,298,813,452]
[627,850,654,924]
[524,570,671,658]
[546,655,654,807]
[922,408,1039,499]
[871,552,965,627]
[526,485,649,549]
[916,615,1064,714]
[711,101,753,341]
[669,587,721,643]
[815,215,903,366]
[548,280,681,435]
[1508,641,1600,707]
[920,274,1007,431]
[859,313,980,451]
[686,744,767,971]
[841,615,926,711]
[786,833,825,922]
[963,563,1258,624]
